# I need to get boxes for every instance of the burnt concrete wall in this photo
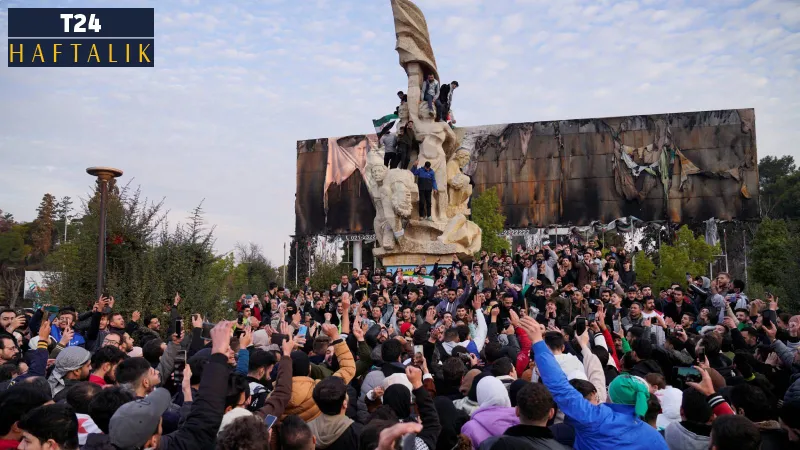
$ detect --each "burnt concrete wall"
[295,109,758,236]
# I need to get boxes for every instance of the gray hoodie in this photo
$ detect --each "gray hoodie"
[664,422,710,450]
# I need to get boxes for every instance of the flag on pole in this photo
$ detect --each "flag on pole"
[373,114,398,138]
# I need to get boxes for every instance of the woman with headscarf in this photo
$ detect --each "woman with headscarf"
[460,376,520,448]
[363,366,441,450]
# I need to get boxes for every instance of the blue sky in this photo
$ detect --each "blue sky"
[1,0,798,264]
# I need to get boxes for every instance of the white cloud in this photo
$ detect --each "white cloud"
[1,0,799,264]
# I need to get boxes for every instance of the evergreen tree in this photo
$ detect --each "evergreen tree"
[32,193,57,256]
[471,187,509,255]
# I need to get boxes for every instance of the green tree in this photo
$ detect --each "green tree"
[45,186,229,321]
[749,218,800,312]
[759,155,800,219]
[235,242,279,294]
[31,193,57,256]
[634,225,718,289]
[471,187,509,255]
[0,223,27,306]
[55,196,75,245]
[759,155,795,190]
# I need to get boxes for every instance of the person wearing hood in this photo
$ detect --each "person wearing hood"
[461,377,520,448]
[308,377,362,450]
[480,382,568,450]
[283,324,355,423]
[47,346,91,396]
[519,316,668,450]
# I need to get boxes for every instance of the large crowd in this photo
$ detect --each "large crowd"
[0,241,798,450]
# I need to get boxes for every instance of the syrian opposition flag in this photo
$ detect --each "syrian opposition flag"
[373,114,398,138]
[400,274,434,287]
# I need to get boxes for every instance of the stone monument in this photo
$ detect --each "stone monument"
[370,0,482,266]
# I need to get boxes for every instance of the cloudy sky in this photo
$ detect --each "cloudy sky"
[1,0,798,264]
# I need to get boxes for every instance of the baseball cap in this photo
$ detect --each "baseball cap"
[109,388,171,449]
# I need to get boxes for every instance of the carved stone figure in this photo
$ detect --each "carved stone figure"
[374,168,418,250]
[446,148,472,218]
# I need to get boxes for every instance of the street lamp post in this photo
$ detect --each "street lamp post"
[86,167,123,301]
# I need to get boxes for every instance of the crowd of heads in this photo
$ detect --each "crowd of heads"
[0,239,798,449]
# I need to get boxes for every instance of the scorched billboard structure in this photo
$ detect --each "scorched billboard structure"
[295,109,758,237]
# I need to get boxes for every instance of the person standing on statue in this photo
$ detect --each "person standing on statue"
[422,74,440,119]
[381,131,398,167]
[438,80,458,122]
[396,119,416,169]
[411,160,437,220]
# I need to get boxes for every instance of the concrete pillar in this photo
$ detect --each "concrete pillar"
[353,240,363,272]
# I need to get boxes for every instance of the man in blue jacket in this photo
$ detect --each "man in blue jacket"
[411,160,438,221]
[518,316,668,450]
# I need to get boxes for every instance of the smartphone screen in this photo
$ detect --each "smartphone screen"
[175,319,182,336]
[264,414,278,430]
[201,322,213,340]
[298,325,308,337]
[677,367,701,377]
[575,317,586,336]
[696,346,706,363]
[414,345,424,354]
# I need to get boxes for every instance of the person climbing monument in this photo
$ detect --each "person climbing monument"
[421,73,440,119]
[411,160,437,220]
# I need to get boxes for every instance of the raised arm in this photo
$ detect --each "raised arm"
[324,324,356,384]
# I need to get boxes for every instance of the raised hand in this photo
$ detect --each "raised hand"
[405,365,423,389]
[472,295,482,311]
[132,310,141,322]
[181,363,193,400]
[59,327,75,347]
[509,309,520,328]
[38,317,52,342]
[281,332,295,356]
[425,308,437,325]
[239,325,253,348]
[576,325,589,349]
[322,323,340,341]
[174,292,182,306]
[686,366,715,396]
[192,313,203,329]
[172,330,185,346]
[211,321,234,356]
[373,386,385,398]
[519,316,543,342]
[108,296,116,309]
[377,423,423,450]
[352,316,365,341]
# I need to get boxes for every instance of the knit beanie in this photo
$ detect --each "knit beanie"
[608,374,650,418]
[400,322,412,336]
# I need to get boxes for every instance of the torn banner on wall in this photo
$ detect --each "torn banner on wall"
[323,135,379,210]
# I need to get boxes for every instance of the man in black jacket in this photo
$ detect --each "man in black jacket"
[480,382,568,450]
[108,321,235,450]
[308,377,363,450]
